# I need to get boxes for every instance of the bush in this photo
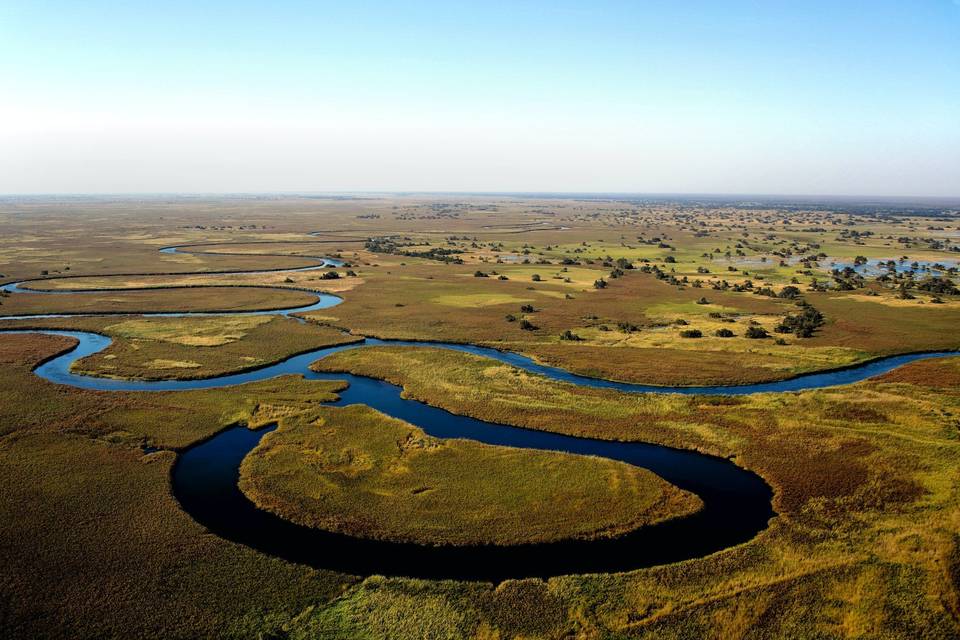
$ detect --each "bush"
[559,330,582,341]
[531,274,542,282]
[519,319,537,331]
[680,329,702,338]
[774,305,824,338]
[474,270,488,277]
[696,297,709,305]
[520,304,535,313]
[745,326,769,339]
[593,278,607,289]
[715,328,735,337]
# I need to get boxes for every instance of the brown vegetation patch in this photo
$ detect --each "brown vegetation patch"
[822,402,889,423]
[477,579,566,637]
[876,356,960,390]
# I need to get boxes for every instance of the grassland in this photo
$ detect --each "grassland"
[0,285,319,316]
[305,258,959,385]
[239,404,700,546]
[312,345,960,637]
[77,315,358,380]
[4,328,960,638]
[0,314,361,381]
[2,195,960,638]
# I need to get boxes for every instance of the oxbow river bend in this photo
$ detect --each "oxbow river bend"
[0,244,955,580]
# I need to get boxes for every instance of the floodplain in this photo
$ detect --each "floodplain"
[1,194,959,639]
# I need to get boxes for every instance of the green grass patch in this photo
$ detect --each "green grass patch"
[240,404,699,546]
[431,292,534,308]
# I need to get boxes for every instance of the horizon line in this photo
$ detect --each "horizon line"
[1,190,959,203]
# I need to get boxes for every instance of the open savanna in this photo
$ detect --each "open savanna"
[240,404,699,546]
[307,255,959,385]
[5,195,957,388]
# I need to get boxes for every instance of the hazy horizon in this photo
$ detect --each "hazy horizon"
[3,1,959,196]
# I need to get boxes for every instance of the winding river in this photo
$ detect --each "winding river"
[0,242,955,581]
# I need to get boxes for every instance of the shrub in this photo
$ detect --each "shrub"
[519,319,537,331]
[715,328,735,337]
[474,270,488,277]
[593,279,607,289]
[559,330,582,341]
[774,305,824,338]
[680,329,702,338]
[531,274,542,282]
[745,326,769,339]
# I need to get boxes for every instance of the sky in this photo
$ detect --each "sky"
[1,1,958,196]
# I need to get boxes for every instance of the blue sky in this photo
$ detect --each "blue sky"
[2,1,958,195]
